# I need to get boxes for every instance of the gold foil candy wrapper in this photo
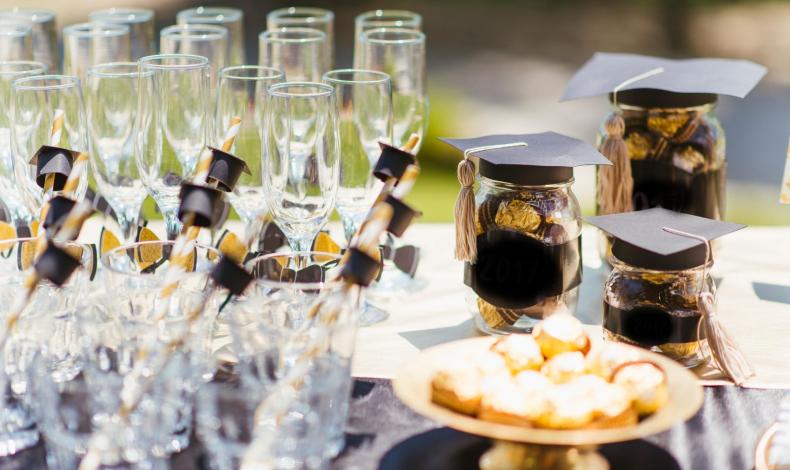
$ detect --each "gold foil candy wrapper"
[647,112,691,139]
[477,297,522,328]
[476,196,500,234]
[658,341,701,359]
[624,131,653,161]
[495,199,542,233]
[672,145,707,174]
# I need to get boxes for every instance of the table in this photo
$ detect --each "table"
[11,222,790,468]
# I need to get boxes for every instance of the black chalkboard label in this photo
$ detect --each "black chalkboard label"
[604,303,703,346]
[464,229,581,309]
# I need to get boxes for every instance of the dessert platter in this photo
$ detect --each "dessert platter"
[393,314,703,468]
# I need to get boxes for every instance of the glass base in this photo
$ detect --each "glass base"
[603,330,707,369]
[0,426,37,457]
[473,314,542,335]
[359,300,389,327]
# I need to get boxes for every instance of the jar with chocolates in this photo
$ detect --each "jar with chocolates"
[596,90,726,220]
[442,132,610,335]
[588,207,744,368]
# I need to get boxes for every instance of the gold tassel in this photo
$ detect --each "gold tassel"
[597,113,634,215]
[698,292,755,386]
[454,158,477,262]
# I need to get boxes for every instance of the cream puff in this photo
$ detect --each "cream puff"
[491,334,544,373]
[532,314,590,359]
[613,361,668,416]
[478,375,548,426]
[431,360,483,415]
[540,351,586,383]
[536,382,596,429]
[586,342,641,381]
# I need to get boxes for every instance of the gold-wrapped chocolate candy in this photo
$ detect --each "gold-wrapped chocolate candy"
[476,196,500,234]
[658,341,701,359]
[671,145,707,174]
[477,298,519,330]
[624,131,653,161]
[646,111,691,139]
[494,199,542,233]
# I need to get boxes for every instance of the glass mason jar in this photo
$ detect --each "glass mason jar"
[597,90,726,219]
[603,256,713,368]
[465,176,582,335]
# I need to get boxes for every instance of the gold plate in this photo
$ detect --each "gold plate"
[755,423,777,470]
[393,336,703,446]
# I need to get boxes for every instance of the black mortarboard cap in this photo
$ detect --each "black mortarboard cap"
[586,207,745,270]
[210,255,253,296]
[207,147,251,192]
[385,195,420,237]
[373,143,416,182]
[441,132,611,185]
[561,52,766,103]
[43,196,77,231]
[35,244,82,286]
[178,184,224,228]
[339,248,381,287]
[29,145,79,190]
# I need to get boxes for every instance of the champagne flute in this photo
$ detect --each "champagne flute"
[353,10,422,68]
[86,62,147,243]
[0,60,45,224]
[11,74,89,213]
[216,65,284,231]
[263,82,339,252]
[258,28,327,82]
[176,7,245,66]
[136,54,210,239]
[160,24,228,87]
[0,21,32,61]
[0,8,57,72]
[89,8,156,61]
[267,7,334,70]
[322,69,392,242]
[356,28,427,154]
[62,22,131,84]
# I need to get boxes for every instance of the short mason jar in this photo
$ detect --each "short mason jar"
[596,90,726,220]
[465,175,583,335]
[603,256,713,368]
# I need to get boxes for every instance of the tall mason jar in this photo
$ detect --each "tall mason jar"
[466,176,582,335]
[597,90,726,219]
[603,255,713,368]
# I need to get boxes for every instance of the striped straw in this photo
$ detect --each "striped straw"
[391,164,420,200]
[61,152,89,197]
[194,116,242,184]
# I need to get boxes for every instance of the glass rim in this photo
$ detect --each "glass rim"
[12,74,80,91]
[260,27,326,43]
[268,81,334,98]
[355,9,422,26]
[220,65,284,81]
[0,8,56,23]
[88,61,148,78]
[360,27,425,44]
[0,22,32,37]
[0,60,46,77]
[63,22,130,38]
[139,53,210,71]
[89,8,155,24]
[244,250,346,291]
[177,6,243,23]
[268,6,335,23]
[161,23,228,40]
[322,69,390,85]
[100,239,221,276]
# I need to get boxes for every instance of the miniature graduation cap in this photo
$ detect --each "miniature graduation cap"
[586,207,744,271]
[178,183,224,228]
[209,255,253,296]
[206,147,251,192]
[34,244,82,287]
[339,248,382,287]
[442,132,610,262]
[29,145,79,190]
[561,52,766,103]
[373,142,416,182]
[42,196,77,231]
[385,195,421,237]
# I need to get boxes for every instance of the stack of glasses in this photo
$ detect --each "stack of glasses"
[0,4,428,469]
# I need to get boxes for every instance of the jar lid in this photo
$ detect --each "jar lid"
[612,89,717,109]
[586,207,745,271]
[441,131,611,186]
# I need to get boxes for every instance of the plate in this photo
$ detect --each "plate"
[392,336,703,446]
